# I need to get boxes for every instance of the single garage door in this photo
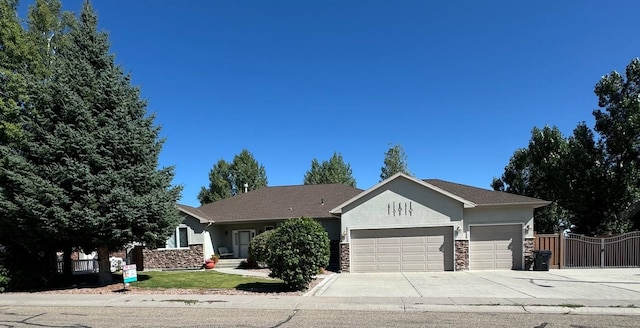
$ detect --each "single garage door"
[350,226,454,273]
[470,225,523,270]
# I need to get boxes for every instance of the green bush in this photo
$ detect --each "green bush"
[266,217,329,291]
[0,263,8,293]
[248,229,275,267]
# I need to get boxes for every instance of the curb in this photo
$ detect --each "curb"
[304,273,338,297]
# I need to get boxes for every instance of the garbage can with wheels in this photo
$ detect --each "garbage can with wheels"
[533,250,552,271]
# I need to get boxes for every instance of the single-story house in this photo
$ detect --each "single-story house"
[142,173,549,272]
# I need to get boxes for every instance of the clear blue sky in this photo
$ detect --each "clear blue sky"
[21,1,640,206]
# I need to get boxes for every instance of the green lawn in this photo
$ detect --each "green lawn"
[125,270,285,291]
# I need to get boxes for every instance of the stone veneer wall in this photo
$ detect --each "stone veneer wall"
[340,242,350,272]
[524,238,535,270]
[455,240,469,271]
[142,245,203,270]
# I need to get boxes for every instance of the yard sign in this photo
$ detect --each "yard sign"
[122,264,137,285]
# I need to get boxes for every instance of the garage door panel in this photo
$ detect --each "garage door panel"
[403,245,427,253]
[402,263,426,271]
[352,238,375,246]
[402,236,426,244]
[350,227,454,273]
[377,246,401,254]
[402,254,426,262]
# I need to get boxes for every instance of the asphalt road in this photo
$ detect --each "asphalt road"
[0,306,637,328]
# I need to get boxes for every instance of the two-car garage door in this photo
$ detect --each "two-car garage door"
[350,226,454,273]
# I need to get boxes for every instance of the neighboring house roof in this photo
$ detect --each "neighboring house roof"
[424,179,550,207]
[195,184,363,223]
[176,204,211,223]
[331,173,549,214]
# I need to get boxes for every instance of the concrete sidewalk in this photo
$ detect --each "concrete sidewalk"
[1,268,640,315]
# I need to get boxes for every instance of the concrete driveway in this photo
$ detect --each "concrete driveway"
[314,268,640,302]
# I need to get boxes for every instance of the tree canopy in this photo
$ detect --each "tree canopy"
[198,149,268,204]
[380,144,410,181]
[494,58,640,235]
[303,152,356,186]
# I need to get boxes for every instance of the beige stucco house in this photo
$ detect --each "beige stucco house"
[142,173,548,272]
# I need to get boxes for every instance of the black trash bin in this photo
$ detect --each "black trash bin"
[533,250,552,271]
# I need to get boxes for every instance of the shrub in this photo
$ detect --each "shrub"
[248,229,275,266]
[266,217,329,291]
[0,263,8,293]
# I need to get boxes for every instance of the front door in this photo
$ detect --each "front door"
[232,230,256,258]
[239,231,251,258]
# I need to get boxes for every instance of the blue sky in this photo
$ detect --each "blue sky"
[21,1,640,206]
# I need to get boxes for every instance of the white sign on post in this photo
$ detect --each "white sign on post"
[122,264,137,287]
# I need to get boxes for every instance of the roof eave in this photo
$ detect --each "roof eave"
[473,201,552,208]
[177,206,213,224]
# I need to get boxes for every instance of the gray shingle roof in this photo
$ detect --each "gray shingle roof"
[424,179,549,206]
[196,184,363,223]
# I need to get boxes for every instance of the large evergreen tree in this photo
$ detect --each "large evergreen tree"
[303,152,356,186]
[0,2,182,285]
[380,144,410,181]
[198,149,268,204]
[0,0,65,287]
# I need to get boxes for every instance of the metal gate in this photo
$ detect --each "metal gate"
[564,232,640,268]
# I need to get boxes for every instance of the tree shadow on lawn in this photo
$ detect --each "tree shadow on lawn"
[235,282,292,293]
[18,273,129,293]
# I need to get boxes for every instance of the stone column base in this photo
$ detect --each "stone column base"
[340,242,350,273]
[524,238,535,270]
[455,240,469,271]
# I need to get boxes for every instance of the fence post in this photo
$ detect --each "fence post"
[559,232,564,269]
[600,237,605,268]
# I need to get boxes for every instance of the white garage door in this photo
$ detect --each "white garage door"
[470,225,523,270]
[350,226,453,273]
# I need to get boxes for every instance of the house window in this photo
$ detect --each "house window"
[265,226,274,231]
[166,226,189,249]
[178,227,188,247]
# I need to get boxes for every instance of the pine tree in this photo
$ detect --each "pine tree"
[1,2,182,285]
[380,144,410,181]
[303,152,356,186]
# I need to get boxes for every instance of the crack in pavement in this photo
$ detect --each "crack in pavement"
[467,272,537,298]
[271,309,298,328]
[401,272,425,297]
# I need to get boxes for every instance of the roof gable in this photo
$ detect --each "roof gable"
[331,173,550,214]
[330,173,475,214]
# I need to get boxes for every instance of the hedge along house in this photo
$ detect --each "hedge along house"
[331,173,550,273]
[141,184,363,270]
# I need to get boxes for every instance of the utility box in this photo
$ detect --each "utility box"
[533,250,552,271]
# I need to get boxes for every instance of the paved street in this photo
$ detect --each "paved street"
[0,306,638,328]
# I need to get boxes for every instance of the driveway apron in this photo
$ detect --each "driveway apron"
[316,273,420,297]
[316,269,640,301]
